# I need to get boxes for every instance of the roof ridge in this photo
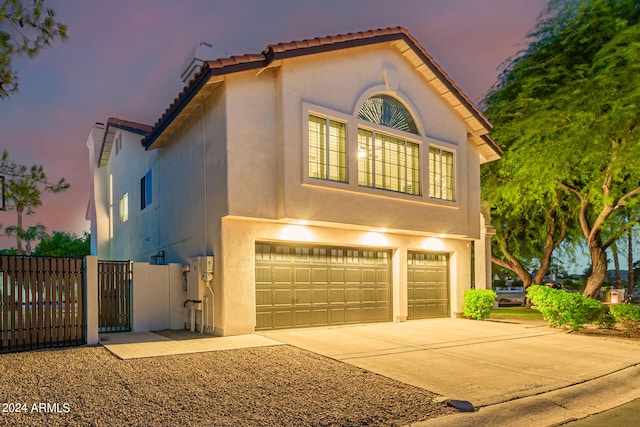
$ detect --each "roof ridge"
[107,117,153,133]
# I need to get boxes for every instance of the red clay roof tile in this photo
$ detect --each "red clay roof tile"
[107,117,152,134]
[142,26,498,157]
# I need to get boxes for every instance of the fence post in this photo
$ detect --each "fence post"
[132,262,149,332]
[84,256,99,345]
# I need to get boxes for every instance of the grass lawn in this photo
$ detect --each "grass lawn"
[490,306,543,319]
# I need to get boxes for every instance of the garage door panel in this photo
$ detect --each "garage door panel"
[376,288,391,302]
[411,287,427,300]
[346,288,360,303]
[256,289,272,306]
[346,308,360,323]
[362,269,376,284]
[256,243,391,330]
[412,270,427,282]
[312,268,328,283]
[256,266,272,283]
[294,289,311,304]
[362,288,376,303]
[407,251,449,320]
[256,312,272,329]
[330,288,345,303]
[330,308,345,324]
[330,268,345,283]
[295,268,311,284]
[273,267,292,284]
[312,288,328,304]
[311,310,328,325]
[293,310,311,327]
[274,311,292,328]
[377,270,389,283]
[274,289,292,306]
[346,269,361,284]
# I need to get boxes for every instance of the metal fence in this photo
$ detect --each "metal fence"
[0,255,84,353]
[98,260,132,332]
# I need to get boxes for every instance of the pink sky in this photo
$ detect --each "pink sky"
[0,0,547,249]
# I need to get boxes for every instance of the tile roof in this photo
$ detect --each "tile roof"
[106,117,153,135]
[98,117,152,167]
[142,27,501,160]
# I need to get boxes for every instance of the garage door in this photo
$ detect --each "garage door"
[407,251,449,319]
[255,243,392,330]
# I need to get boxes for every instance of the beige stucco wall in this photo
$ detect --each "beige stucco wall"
[216,216,471,336]
[220,44,481,239]
[90,41,489,336]
[91,128,159,262]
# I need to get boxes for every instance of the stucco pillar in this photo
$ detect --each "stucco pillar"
[393,246,408,322]
[474,211,496,290]
[132,262,150,332]
[84,256,99,345]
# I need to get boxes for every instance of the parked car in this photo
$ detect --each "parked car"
[624,289,640,305]
[495,287,525,307]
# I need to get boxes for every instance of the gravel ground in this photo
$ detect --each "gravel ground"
[0,344,455,426]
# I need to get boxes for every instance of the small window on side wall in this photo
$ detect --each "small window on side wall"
[140,169,152,210]
[119,193,129,224]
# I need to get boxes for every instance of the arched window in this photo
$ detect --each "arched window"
[357,94,419,134]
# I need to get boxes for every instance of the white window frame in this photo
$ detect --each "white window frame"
[119,192,129,224]
[357,127,421,196]
[308,114,348,183]
[429,145,456,202]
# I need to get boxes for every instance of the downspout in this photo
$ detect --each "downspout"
[201,95,214,332]
[201,95,209,254]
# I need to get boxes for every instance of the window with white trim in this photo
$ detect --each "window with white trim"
[119,192,129,224]
[358,128,420,195]
[308,115,347,182]
[429,147,455,201]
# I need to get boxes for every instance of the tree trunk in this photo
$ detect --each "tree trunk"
[611,242,622,288]
[15,206,23,255]
[583,235,608,299]
[629,228,635,294]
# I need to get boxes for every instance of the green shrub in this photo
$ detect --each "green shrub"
[463,289,497,320]
[609,303,640,322]
[596,312,616,330]
[609,304,640,337]
[527,285,604,331]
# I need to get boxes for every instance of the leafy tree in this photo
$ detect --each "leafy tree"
[483,168,574,293]
[34,231,90,258]
[0,0,67,98]
[1,151,69,254]
[483,0,640,299]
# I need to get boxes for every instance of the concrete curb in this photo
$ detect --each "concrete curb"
[410,364,640,426]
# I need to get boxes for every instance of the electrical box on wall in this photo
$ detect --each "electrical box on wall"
[186,256,214,301]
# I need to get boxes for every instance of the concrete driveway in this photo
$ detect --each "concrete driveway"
[261,318,640,414]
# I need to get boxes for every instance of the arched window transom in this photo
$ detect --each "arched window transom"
[357,94,419,134]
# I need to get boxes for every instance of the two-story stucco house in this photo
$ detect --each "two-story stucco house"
[87,27,501,336]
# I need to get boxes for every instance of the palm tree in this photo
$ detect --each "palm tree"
[23,224,47,255]
[5,178,42,254]
[6,224,48,255]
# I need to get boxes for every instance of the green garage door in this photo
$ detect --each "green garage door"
[407,252,449,319]
[255,243,392,330]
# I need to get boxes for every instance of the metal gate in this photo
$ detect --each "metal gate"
[0,255,84,353]
[98,261,132,332]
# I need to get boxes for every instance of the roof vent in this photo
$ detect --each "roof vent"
[180,42,220,83]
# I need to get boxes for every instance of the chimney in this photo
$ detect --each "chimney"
[181,42,218,83]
